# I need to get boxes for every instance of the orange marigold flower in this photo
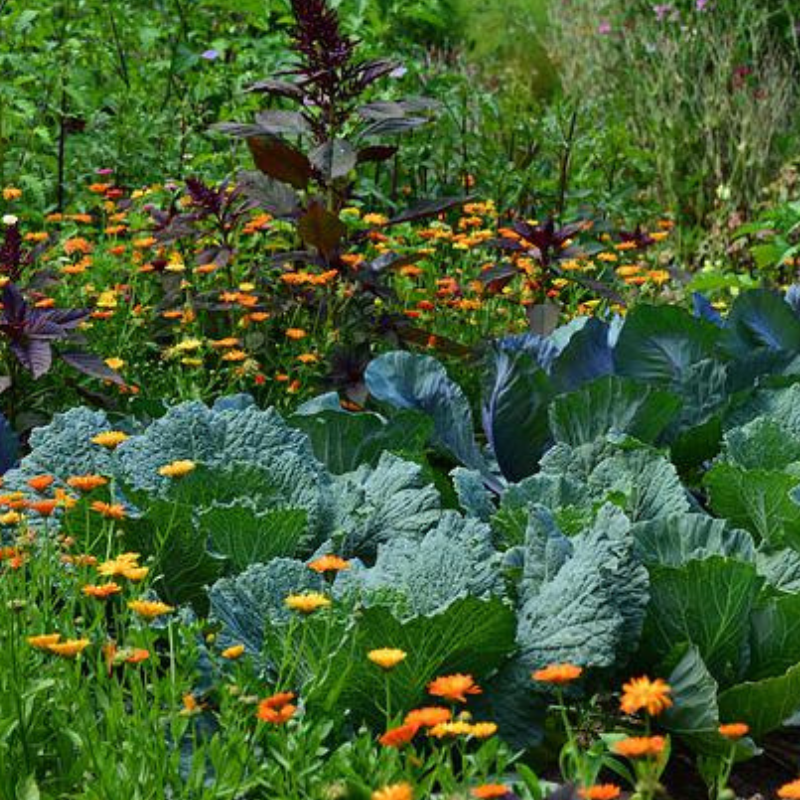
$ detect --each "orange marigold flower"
[27,633,61,650]
[612,735,667,759]
[472,785,510,799]
[579,785,621,800]
[64,237,92,255]
[27,475,54,492]
[779,779,800,799]
[368,648,407,670]
[428,673,482,703]
[48,638,90,658]
[82,582,122,599]
[620,676,673,717]
[124,648,150,664]
[532,663,583,685]
[404,707,452,728]
[128,599,174,618]
[221,644,246,660]
[27,499,58,517]
[67,474,108,492]
[91,501,126,520]
[372,783,413,800]
[307,554,350,574]
[285,328,307,340]
[256,692,296,724]
[379,723,419,748]
[718,723,750,740]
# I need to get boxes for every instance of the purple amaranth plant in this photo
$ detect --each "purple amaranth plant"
[0,282,122,384]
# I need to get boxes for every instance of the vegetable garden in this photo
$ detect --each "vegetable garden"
[2,0,800,798]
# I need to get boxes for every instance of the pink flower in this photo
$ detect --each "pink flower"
[598,20,612,34]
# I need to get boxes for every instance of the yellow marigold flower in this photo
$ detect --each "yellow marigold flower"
[48,638,90,658]
[221,644,246,660]
[27,633,61,650]
[0,511,22,525]
[296,353,319,364]
[97,553,142,579]
[221,349,247,362]
[532,663,583,685]
[158,460,197,478]
[105,357,125,371]
[3,187,22,201]
[91,430,130,449]
[284,592,331,614]
[611,735,666,759]
[367,648,407,670]
[620,676,673,717]
[468,722,498,739]
[429,720,474,738]
[428,673,482,703]
[307,554,350,574]
[371,783,412,800]
[128,599,174,618]
[363,213,388,227]
[647,269,671,285]
[718,722,749,740]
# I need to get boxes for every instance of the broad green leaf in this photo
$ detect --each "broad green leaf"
[704,463,800,549]
[198,504,309,571]
[722,417,800,471]
[549,375,681,448]
[749,594,800,679]
[718,662,800,738]
[643,557,762,685]
[723,289,800,357]
[614,305,720,385]
[633,514,755,567]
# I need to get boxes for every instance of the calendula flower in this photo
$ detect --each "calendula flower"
[367,648,407,670]
[105,357,125,371]
[718,722,749,740]
[307,554,350,574]
[27,633,61,650]
[91,430,129,449]
[612,735,667,759]
[379,723,419,748]
[579,785,621,800]
[27,475,54,492]
[779,779,800,799]
[620,676,673,716]
[128,599,174,618]
[27,499,58,517]
[404,707,451,728]
[533,663,584,685]
[67,474,108,492]
[123,648,150,664]
[48,638,90,658]
[91,501,126,520]
[428,673,482,703]
[82,582,122,599]
[372,783,412,800]
[221,644,246,660]
[180,694,203,717]
[285,328,307,340]
[428,720,474,738]
[0,511,22,525]
[257,692,296,724]
[284,592,331,614]
[467,722,498,738]
[472,785,511,799]
[97,553,148,581]
[158,460,196,478]
[3,187,22,201]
